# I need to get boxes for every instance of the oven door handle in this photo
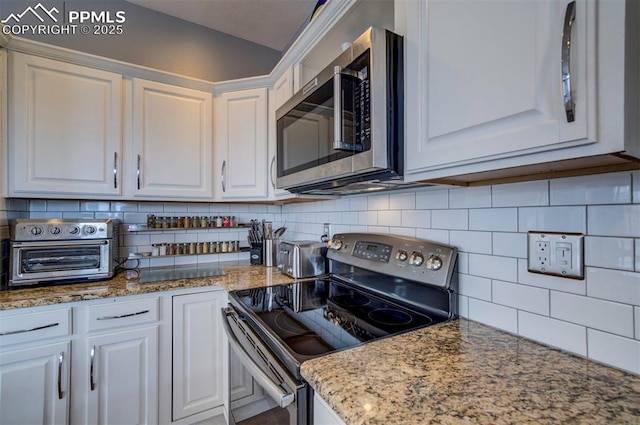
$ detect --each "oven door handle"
[221,307,296,408]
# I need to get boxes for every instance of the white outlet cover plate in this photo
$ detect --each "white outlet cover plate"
[527,231,585,280]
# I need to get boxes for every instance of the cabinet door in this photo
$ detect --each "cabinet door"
[172,291,225,421]
[132,79,213,199]
[0,341,70,425]
[9,52,122,197]
[404,0,592,177]
[268,68,295,199]
[215,88,268,199]
[83,326,158,425]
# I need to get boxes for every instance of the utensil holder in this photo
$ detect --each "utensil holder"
[263,239,278,267]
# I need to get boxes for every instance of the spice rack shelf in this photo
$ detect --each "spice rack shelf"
[125,223,249,232]
[127,246,250,260]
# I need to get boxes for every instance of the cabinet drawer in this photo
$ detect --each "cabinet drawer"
[0,308,71,346]
[87,297,159,332]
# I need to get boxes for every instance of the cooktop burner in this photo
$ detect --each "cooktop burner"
[368,308,414,326]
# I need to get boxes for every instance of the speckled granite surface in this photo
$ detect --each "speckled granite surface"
[302,319,640,425]
[0,261,294,310]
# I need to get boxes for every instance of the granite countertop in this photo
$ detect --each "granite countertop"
[0,261,295,310]
[301,319,640,425]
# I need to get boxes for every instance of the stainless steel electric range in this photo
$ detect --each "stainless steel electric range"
[222,233,458,425]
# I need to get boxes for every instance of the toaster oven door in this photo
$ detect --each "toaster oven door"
[10,240,112,285]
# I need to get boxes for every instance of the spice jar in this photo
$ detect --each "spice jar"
[159,243,167,256]
[167,243,176,256]
[183,216,191,228]
[214,216,222,227]
[151,244,159,256]
[222,216,230,228]
[202,242,209,254]
[230,216,237,227]
[188,242,196,255]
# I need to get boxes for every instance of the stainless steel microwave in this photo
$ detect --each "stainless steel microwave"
[276,27,416,196]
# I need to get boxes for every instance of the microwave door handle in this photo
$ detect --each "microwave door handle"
[333,65,343,151]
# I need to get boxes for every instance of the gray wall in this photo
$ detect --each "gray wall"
[0,0,281,81]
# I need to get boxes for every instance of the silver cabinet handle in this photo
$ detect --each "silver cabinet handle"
[90,346,96,391]
[270,155,276,190]
[96,309,149,321]
[0,322,59,336]
[562,1,576,122]
[221,160,226,193]
[113,152,118,189]
[136,154,141,190]
[57,352,64,400]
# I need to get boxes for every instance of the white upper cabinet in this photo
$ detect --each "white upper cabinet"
[8,52,123,197]
[214,88,268,199]
[268,68,294,199]
[129,78,213,200]
[404,0,639,183]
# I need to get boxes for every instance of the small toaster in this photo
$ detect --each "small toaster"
[277,240,327,278]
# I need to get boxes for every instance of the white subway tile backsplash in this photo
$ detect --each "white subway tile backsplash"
[492,232,527,258]
[164,202,189,212]
[29,212,62,219]
[585,237,635,270]
[458,274,492,300]
[431,209,467,230]
[29,200,47,211]
[123,212,148,224]
[368,194,390,211]
[551,292,634,338]
[458,295,469,318]
[367,226,389,234]
[491,180,549,207]
[358,211,378,226]
[138,202,164,212]
[415,189,448,210]
[492,280,549,315]
[62,212,95,219]
[519,206,586,233]
[415,228,448,244]
[635,307,640,339]
[349,196,368,211]
[518,311,587,356]
[588,205,640,237]
[110,201,138,212]
[517,259,586,295]
[468,298,518,334]
[469,208,517,232]
[402,210,430,229]
[47,200,80,212]
[468,253,517,282]
[341,212,359,225]
[389,192,415,210]
[550,172,632,205]
[456,253,469,274]
[586,268,640,305]
[587,330,640,375]
[449,186,491,209]
[80,201,111,212]
[378,210,402,227]
[636,240,640,271]
[633,171,640,203]
[392,227,417,238]
[449,231,492,254]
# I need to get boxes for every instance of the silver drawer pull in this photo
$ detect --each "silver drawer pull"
[0,322,59,336]
[90,346,96,391]
[561,0,576,122]
[96,309,150,321]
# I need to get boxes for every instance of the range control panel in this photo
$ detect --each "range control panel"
[327,233,458,289]
[11,219,117,241]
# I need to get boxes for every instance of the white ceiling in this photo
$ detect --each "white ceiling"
[126,0,319,51]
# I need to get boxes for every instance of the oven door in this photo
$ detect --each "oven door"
[222,306,307,425]
[10,240,112,285]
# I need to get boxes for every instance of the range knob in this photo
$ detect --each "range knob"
[395,250,408,262]
[328,238,343,250]
[425,255,443,270]
[30,226,44,236]
[85,226,97,235]
[68,225,80,235]
[409,252,424,266]
[49,226,62,235]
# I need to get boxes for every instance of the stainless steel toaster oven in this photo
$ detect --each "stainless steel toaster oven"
[9,218,120,288]
[277,240,327,279]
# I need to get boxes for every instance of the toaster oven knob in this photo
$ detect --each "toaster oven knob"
[425,255,443,271]
[395,250,408,262]
[328,238,343,250]
[409,252,424,266]
[68,225,80,235]
[49,226,61,235]
[85,226,97,235]
[286,266,294,275]
[30,226,43,236]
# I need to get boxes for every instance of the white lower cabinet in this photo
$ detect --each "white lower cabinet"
[172,291,225,421]
[314,393,346,425]
[0,341,70,425]
[0,307,72,425]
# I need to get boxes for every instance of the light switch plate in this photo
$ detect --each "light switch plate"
[527,231,584,280]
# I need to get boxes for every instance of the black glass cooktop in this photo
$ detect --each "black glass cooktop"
[230,278,448,366]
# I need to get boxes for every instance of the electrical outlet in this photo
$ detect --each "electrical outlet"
[527,231,584,279]
[323,223,332,240]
